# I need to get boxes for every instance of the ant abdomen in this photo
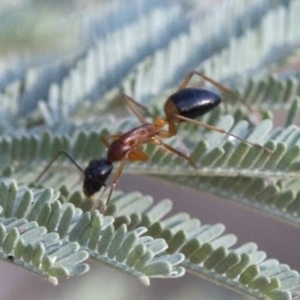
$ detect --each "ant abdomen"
[164,88,221,121]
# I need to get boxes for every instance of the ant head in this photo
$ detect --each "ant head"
[83,158,113,197]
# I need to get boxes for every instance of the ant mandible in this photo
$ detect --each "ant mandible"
[36,71,272,213]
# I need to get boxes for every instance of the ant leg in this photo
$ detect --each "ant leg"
[123,95,169,132]
[179,71,253,112]
[152,137,198,170]
[128,148,149,161]
[36,151,84,182]
[101,134,122,148]
[101,148,149,213]
[174,114,273,154]
[179,71,231,92]
[102,159,127,213]
[94,186,108,210]
[123,94,155,124]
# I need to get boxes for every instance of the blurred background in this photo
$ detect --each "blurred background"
[1,0,300,299]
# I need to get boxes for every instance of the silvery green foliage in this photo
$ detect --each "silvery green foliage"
[1,0,300,299]
[0,179,185,284]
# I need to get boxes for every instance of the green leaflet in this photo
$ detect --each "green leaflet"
[0,218,89,285]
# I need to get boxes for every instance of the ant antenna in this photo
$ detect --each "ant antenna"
[36,151,84,182]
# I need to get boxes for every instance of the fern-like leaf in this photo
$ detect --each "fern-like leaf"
[0,179,185,285]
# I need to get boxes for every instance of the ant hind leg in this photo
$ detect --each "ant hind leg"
[173,114,273,154]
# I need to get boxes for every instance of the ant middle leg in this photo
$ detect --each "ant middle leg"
[152,137,198,171]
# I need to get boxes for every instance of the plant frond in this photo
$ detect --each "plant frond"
[3,115,300,230]
[0,179,185,285]
[0,215,89,285]
[106,191,300,299]
[240,77,299,113]
[0,2,186,129]
[122,1,300,106]
[40,0,298,126]
[3,117,300,179]
[167,175,300,228]
[3,176,298,297]
[71,188,300,299]
[3,0,296,130]
[181,246,300,300]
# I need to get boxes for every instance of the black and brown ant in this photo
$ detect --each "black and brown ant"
[36,71,272,213]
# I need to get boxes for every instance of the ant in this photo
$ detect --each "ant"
[36,71,272,213]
